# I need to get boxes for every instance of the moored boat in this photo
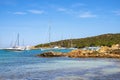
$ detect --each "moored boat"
[3,33,25,52]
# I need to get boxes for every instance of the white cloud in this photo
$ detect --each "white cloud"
[28,10,44,14]
[57,8,76,15]
[79,12,97,18]
[57,8,66,12]
[13,12,27,15]
[57,7,96,19]
[12,9,44,15]
[113,10,120,16]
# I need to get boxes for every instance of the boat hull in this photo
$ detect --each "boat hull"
[3,48,25,52]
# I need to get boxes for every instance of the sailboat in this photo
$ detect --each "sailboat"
[4,34,25,51]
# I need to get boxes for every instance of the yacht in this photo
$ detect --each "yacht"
[4,47,25,51]
[4,34,25,51]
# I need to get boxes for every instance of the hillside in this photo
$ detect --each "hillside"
[35,33,120,48]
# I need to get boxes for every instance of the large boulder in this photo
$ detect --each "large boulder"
[67,49,82,58]
[37,51,66,57]
[111,49,120,54]
[111,44,120,50]
[98,46,111,53]
[67,49,99,58]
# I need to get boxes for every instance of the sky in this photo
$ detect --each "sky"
[0,0,120,48]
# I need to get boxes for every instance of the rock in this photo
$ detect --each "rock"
[37,51,66,57]
[111,49,120,54]
[67,49,82,58]
[98,46,111,53]
[111,44,120,50]
[66,49,120,58]
[98,44,120,54]
[67,49,99,58]
[36,44,120,58]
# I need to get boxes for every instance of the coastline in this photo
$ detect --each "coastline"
[37,44,120,58]
[37,50,120,58]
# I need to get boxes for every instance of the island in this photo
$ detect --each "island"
[36,33,120,58]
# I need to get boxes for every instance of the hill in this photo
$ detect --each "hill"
[35,33,120,48]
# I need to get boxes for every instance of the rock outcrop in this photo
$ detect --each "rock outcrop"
[111,44,120,50]
[67,49,120,58]
[67,44,120,58]
[37,44,120,58]
[98,46,111,53]
[37,51,66,57]
[67,49,99,58]
[98,44,120,54]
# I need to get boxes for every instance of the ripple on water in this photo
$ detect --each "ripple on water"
[0,49,120,80]
[0,59,120,80]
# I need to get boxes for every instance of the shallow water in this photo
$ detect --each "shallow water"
[0,49,120,80]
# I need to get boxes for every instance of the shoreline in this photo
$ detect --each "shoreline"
[37,50,120,59]
[37,44,120,59]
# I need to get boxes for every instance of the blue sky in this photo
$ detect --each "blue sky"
[0,0,120,48]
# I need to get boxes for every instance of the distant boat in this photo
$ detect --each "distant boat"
[4,47,25,51]
[3,33,25,51]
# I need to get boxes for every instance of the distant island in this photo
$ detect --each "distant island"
[35,33,120,48]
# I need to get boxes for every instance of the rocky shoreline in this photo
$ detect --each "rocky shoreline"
[67,49,120,58]
[37,51,66,57]
[37,44,120,58]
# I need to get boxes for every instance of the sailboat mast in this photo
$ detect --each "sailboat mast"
[17,33,19,46]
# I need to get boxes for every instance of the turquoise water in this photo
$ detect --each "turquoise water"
[0,49,120,80]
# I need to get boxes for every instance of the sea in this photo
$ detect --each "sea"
[0,49,120,80]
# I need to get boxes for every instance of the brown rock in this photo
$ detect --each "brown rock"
[67,49,98,58]
[111,44,120,50]
[111,49,120,54]
[98,46,111,53]
[66,49,120,58]
[37,51,66,57]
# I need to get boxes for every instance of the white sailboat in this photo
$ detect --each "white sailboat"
[4,34,25,51]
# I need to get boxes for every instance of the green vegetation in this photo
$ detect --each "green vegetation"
[35,33,120,48]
